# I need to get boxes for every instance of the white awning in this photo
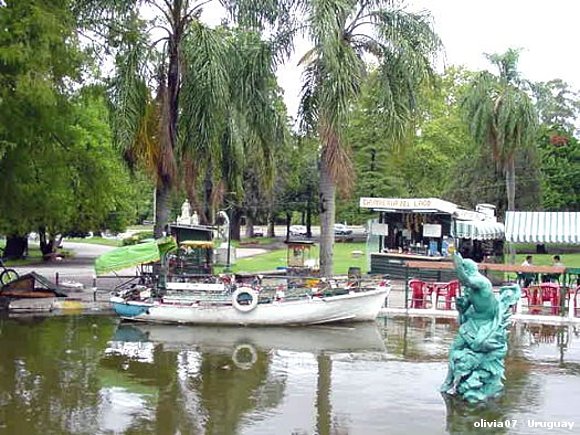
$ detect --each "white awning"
[505,212,580,244]
[454,220,505,240]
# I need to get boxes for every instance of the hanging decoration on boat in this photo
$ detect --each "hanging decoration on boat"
[441,252,521,403]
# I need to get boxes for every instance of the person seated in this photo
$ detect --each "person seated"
[520,255,536,288]
[547,255,564,283]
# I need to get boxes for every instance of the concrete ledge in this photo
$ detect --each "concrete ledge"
[380,307,580,325]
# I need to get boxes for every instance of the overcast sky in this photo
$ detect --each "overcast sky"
[201,0,580,121]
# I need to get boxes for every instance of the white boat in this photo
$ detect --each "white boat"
[110,284,389,326]
[99,237,390,326]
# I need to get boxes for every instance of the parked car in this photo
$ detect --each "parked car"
[289,225,308,236]
[253,227,264,237]
[334,223,352,236]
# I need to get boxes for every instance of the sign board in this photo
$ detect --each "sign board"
[370,222,389,236]
[359,197,457,214]
[423,223,442,238]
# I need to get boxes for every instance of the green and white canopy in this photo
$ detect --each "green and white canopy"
[454,220,505,240]
[505,212,580,244]
[94,237,177,275]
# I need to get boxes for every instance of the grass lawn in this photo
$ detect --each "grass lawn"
[65,237,122,247]
[218,242,368,275]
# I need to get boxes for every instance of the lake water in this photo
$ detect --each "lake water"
[0,314,578,435]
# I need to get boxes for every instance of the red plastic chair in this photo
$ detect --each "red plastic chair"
[409,279,427,308]
[434,280,460,310]
[540,282,561,315]
[529,283,560,315]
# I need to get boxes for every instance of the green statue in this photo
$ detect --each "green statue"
[441,252,521,403]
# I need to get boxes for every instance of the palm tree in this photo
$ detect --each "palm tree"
[297,0,441,276]
[76,1,284,235]
[461,48,538,213]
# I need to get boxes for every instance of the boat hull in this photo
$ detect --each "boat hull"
[110,288,388,326]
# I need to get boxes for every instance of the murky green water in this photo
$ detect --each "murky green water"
[0,314,578,435]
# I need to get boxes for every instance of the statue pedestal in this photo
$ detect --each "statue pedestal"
[215,246,236,266]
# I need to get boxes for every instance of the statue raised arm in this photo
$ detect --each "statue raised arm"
[441,252,520,403]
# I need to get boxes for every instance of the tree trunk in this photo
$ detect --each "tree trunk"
[4,235,27,259]
[319,155,336,277]
[202,168,213,225]
[230,208,243,241]
[154,180,172,238]
[306,198,312,239]
[285,211,291,242]
[267,210,275,238]
[505,156,516,263]
[505,157,516,211]
[39,228,55,257]
[245,214,254,238]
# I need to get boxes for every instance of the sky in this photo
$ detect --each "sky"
[200,1,580,120]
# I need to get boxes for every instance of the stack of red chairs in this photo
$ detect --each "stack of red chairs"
[409,279,428,308]
[529,282,561,315]
[434,280,460,310]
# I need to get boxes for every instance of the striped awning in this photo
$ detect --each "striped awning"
[454,220,505,240]
[505,212,580,244]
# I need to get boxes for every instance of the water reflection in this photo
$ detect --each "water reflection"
[104,322,386,435]
[0,315,579,434]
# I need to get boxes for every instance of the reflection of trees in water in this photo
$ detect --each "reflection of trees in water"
[379,316,457,361]
[191,347,285,435]
[101,336,287,435]
[0,316,116,434]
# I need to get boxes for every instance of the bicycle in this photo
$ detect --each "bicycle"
[0,247,19,286]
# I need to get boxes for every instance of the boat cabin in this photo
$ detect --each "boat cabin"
[285,240,317,276]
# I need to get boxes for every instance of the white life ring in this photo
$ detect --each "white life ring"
[232,287,259,313]
[232,343,258,370]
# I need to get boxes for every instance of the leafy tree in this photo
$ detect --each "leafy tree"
[76,1,285,236]
[296,0,441,276]
[532,79,580,134]
[461,49,538,212]
[0,0,82,257]
[537,128,580,210]
[0,89,138,256]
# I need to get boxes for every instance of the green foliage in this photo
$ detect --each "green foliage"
[538,128,580,210]
[0,0,131,251]
[460,49,538,212]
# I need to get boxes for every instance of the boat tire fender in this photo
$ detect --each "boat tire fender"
[232,287,259,313]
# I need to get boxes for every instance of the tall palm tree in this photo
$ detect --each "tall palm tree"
[297,0,441,276]
[76,1,284,235]
[461,48,538,213]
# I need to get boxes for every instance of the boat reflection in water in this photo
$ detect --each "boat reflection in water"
[102,322,386,434]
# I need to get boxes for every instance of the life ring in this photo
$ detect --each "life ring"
[232,343,258,370]
[232,287,259,313]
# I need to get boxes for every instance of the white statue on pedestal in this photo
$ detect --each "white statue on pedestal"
[177,200,191,225]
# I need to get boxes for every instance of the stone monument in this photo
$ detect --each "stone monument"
[441,252,520,403]
[177,199,192,225]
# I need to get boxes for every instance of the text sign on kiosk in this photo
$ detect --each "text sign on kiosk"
[359,197,457,214]
[423,223,442,238]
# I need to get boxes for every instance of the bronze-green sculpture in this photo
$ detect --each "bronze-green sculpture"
[441,252,521,403]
